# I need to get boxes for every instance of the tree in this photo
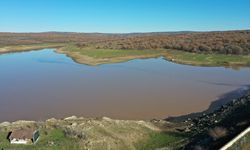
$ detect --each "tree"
[225,45,244,55]
[199,44,212,53]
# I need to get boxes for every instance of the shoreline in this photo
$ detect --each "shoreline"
[0,43,65,54]
[166,85,250,122]
[1,44,250,67]
[56,47,166,66]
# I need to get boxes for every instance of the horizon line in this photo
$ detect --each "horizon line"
[1,29,250,34]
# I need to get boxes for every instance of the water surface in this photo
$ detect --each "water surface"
[0,49,250,121]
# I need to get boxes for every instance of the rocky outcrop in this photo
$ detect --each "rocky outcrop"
[184,92,250,150]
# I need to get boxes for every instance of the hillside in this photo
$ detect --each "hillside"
[1,30,250,55]
[0,117,187,150]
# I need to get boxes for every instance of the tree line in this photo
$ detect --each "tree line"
[1,30,250,55]
[89,30,250,55]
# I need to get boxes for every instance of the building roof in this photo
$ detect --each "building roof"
[9,128,35,140]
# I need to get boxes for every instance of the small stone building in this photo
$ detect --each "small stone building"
[8,128,40,144]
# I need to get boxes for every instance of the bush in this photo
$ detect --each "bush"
[225,45,244,55]
[199,44,212,52]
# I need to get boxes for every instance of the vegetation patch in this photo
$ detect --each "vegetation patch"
[163,49,250,67]
[62,44,164,58]
[59,45,250,67]
[57,45,168,65]
[135,131,187,150]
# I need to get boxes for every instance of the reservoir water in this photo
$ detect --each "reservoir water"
[0,49,250,121]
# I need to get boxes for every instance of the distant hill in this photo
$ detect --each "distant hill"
[1,30,250,55]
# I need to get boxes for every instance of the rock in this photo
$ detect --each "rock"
[47,118,57,122]
[48,141,54,146]
[64,116,78,120]
[0,121,11,127]
[102,117,112,121]
[185,128,191,132]
[71,122,78,127]
[12,120,36,125]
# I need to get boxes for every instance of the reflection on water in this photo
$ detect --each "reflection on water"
[0,49,250,122]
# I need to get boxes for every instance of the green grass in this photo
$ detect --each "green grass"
[63,44,165,58]
[164,49,250,67]
[135,132,187,150]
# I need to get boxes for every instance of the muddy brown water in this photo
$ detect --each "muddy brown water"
[0,49,250,122]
